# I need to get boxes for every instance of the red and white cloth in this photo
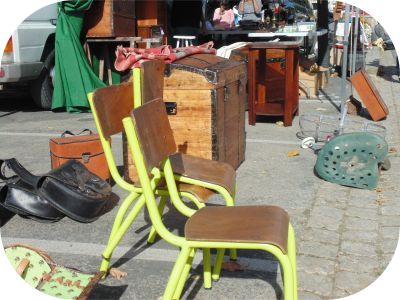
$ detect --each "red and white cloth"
[114,42,217,71]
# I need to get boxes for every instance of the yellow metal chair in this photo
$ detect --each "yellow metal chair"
[88,71,237,286]
[123,98,298,300]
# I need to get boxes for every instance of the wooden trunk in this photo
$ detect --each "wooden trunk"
[124,54,247,183]
[163,54,247,169]
[85,0,136,37]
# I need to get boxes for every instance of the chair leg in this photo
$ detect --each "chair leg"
[263,247,295,300]
[100,195,146,275]
[173,248,197,300]
[202,248,212,289]
[212,248,225,281]
[288,224,298,300]
[100,192,139,275]
[163,247,191,300]
[280,254,295,300]
[147,196,168,244]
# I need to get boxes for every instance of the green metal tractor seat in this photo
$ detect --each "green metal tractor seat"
[315,132,388,190]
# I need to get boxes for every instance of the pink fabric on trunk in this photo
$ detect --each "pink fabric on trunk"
[114,42,217,71]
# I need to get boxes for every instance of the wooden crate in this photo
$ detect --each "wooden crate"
[85,0,136,37]
[299,68,329,98]
[124,55,247,183]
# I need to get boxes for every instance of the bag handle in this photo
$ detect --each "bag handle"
[61,129,93,138]
[0,159,18,182]
[16,258,30,276]
[4,158,40,186]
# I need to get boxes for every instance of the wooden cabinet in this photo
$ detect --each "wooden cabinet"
[135,0,168,42]
[246,42,300,126]
[84,0,136,37]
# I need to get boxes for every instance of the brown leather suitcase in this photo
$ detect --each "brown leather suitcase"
[49,130,110,180]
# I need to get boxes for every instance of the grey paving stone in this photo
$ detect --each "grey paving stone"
[380,215,400,227]
[298,241,339,260]
[381,204,400,216]
[307,206,344,231]
[380,239,399,254]
[347,196,379,209]
[297,255,335,275]
[301,228,340,245]
[332,287,352,299]
[341,229,378,243]
[340,241,377,257]
[297,271,333,297]
[334,270,377,295]
[345,206,378,221]
[344,217,379,231]
[381,226,400,240]
[337,255,380,274]
[298,291,324,300]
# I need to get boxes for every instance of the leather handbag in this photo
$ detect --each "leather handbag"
[49,129,110,181]
[0,160,64,222]
[0,158,119,223]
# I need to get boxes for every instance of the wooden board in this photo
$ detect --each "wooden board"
[85,0,136,37]
[350,69,389,121]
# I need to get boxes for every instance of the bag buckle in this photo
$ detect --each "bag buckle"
[82,153,91,164]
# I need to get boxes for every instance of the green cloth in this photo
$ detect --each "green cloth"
[52,0,106,113]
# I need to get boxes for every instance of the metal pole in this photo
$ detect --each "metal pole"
[351,7,360,75]
[340,4,351,130]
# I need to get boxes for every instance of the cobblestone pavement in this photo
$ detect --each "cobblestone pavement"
[0,46,399,300]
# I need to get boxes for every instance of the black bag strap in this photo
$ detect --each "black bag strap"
[4,159,40,186]
[61,129,93,138]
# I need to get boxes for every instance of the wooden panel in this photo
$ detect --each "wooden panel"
[350,69,389,121]
[92,82,133,139]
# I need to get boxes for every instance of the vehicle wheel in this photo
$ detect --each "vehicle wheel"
[30,49,55,110]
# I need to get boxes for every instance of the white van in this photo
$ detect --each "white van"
[0,3,57,109]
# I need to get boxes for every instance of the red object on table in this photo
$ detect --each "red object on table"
[247,42,300,126]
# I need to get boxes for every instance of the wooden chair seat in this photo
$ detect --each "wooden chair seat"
[170,153,236,196]
[185,206,289,253]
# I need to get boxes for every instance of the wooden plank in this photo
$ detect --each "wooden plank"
[164,70,214,90]
[350,69,389,121]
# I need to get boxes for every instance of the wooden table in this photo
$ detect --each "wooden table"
[247,42,300,126]
[84,37,142,85]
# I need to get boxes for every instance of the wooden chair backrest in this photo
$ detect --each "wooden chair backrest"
[130,99,177,174]
[92,82,133,139]
[141,60,165,104]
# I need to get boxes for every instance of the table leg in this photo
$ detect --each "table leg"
[248,49,257,126]
[284,49,294,127]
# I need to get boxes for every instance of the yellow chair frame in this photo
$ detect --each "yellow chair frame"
[122,102,298,300]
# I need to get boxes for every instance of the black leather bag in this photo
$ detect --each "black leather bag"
[0,159,119,223]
